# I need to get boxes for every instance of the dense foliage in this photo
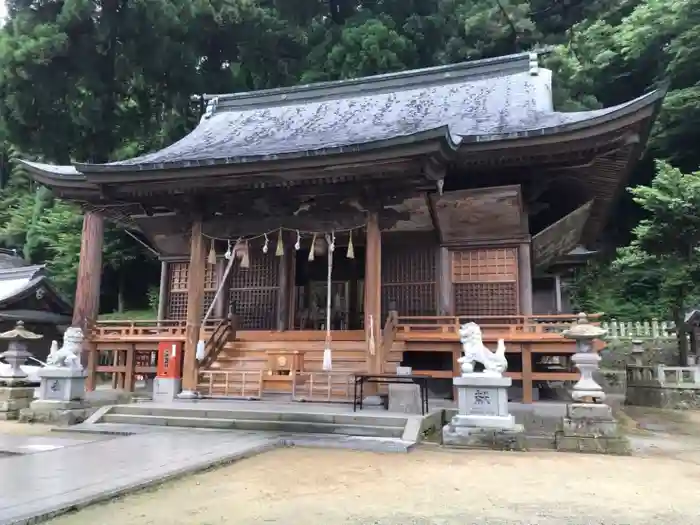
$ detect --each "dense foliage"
[0,0,696,325]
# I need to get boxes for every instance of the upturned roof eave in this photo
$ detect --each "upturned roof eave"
[72,126,461,175]
[20,83,666,184]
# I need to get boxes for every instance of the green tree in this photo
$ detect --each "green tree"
[613,161,700,363]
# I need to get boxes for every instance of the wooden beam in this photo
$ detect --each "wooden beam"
[364,212,382,375]
[518,241,533,315]
[157,261,168,320]
[72,211,104,330]
[181,217,207,395]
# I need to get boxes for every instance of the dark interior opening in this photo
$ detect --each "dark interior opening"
[293,246,365,330]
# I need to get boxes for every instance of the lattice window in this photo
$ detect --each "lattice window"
[451,248,519,317]
[381,244,437,319]
[229,251,279,329]
[166,261,218,320]
[454,283,518,316]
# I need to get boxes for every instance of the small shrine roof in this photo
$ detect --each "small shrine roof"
[0,265,72,314]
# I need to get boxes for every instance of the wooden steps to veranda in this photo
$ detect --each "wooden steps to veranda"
[196,332,404,400]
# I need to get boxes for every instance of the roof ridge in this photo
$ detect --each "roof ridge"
[202,52,537,113]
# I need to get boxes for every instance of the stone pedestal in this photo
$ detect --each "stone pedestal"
[555,403,629,455]
[0,386,34,420]
[388,383,421,414]
[154,378,182,403]
[37,367,87,403]
[442,374,525,450]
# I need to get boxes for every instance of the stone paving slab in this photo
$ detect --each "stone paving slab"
[0,434,106,455]
[0,430,278,525]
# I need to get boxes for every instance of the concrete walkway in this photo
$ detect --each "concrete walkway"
[0,430,278,525]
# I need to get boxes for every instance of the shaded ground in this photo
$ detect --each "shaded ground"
[617,405,700,463]
[45,445,700,525]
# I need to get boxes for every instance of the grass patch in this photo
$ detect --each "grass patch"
[98,310,157,321]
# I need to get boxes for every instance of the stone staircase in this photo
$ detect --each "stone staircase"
[93,404,411,439]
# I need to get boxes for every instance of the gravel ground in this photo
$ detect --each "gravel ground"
[46,446,700,525]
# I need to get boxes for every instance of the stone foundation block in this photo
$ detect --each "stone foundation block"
[0,386,34,420]
[560,417,619,437]
[443,424,527,451]
[555,434,630,455]
[567,403,614,420]
[18,406,97,426]
[0,386,35,401]
[0,399,32,412]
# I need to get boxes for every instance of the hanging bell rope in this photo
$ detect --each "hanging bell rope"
[322,231,336,371]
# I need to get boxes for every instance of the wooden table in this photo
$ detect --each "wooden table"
[353,373,429,415]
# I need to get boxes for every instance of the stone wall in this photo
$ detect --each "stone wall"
[626,384,700,410]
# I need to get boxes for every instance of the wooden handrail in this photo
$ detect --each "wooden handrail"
[394,313,602,338]
[199,313,238,369]
[381,309,399,359]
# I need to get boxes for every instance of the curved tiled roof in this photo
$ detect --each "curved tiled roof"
[21,52,665,178]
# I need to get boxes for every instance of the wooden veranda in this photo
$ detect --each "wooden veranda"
[85,312,601,404]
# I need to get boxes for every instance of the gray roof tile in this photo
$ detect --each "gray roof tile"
[20,53,664,176]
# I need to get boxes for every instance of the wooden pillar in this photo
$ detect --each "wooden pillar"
[518,241,533,315]
[276,246,290,331]
[521,344,533,404]
[214,259,227,319]
[364,212,382,374]
[181,217,207,395]
[437,247,453,316]
[157,261,169,320]
[72,211,104,329]
[554,273,563,314]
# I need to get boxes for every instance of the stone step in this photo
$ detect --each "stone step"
[108,405,408,428]
[101,413,405,438]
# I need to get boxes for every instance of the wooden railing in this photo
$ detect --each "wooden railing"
[87,343,158,392]
[89,318,224,341]
[395,314,602,339]
[199,313,238,369]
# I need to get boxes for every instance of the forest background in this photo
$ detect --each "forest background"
[0,0,697,345]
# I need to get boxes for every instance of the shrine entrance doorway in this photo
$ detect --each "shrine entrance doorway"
[292,245,365,331]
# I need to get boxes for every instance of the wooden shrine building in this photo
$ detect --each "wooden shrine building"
[22,52,664,403]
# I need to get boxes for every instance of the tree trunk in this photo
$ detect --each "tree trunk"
[117,271,125,313]
[673,307,688,366]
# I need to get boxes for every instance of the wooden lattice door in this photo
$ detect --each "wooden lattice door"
[228,251,279,329]
[166,261,217,320]
[452,247,519,317]
[381,244,437,320]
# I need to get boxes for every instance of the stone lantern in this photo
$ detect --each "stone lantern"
[0,321,42,420]
[562,312,607,403]
[0,321,42,384]
[556,313,628,454]
[630,339,645,367]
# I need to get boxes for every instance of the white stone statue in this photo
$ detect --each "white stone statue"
[46,327,84,370]
[458,322,508,376]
